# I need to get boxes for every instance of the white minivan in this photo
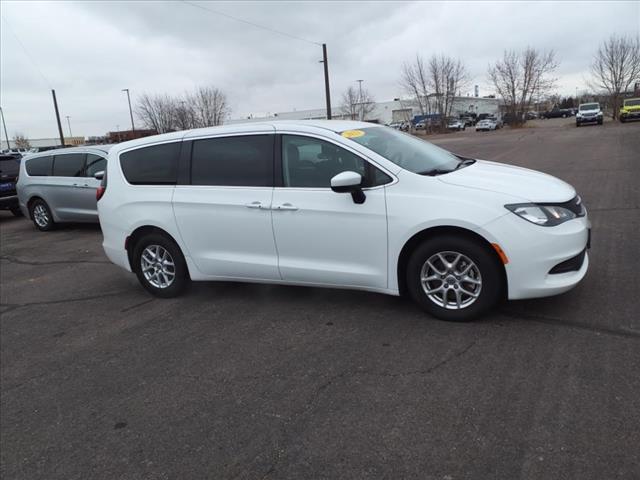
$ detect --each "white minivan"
[98,121,590,321]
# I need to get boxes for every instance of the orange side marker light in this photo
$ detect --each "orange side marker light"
[491,243,509,264]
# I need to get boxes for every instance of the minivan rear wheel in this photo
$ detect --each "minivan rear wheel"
[133,233,189,298]
[406,235,503,321]
[29,199,55,231]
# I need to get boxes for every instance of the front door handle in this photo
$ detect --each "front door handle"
[275,203,298,211]
[245,201,264,209]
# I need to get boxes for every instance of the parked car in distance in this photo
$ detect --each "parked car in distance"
[460,114,476,126]
[525,111,538,120]
[98,121,590,322]
[0,153,22,216]
[619,97,640,122]
[16,145,111,230]
[576,103,603,126]
[447,118,466,131]
[541,108,573,119]
[476,119,497,131]
[389,122,410,131]
[414,121,426,130]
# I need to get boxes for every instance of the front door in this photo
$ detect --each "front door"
[172,134,280,280]
[271,134,390,289]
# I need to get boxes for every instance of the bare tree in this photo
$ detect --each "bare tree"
[590,34,640,119]
[401,54,468,129]
[427,54,469,127]
[340,85,375,120]
[188,87,229,127]
[488,48,558,125]
[400,54,432,118]
[12,133,31,149]
[135,93,177,133]
[135,87,230,133]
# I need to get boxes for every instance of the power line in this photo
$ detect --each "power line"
[179,0,321,46]
[0,14,52,89]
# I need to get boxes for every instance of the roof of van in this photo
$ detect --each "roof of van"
[108,120,382,154]
[23,144,114,160]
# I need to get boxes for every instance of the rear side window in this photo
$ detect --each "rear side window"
[85,154,107,177]
[26,156,53,176]
[191,135,273,186]
[53,153,86,177]
[120,142,181,185]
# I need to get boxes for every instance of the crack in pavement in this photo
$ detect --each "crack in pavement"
[499,309,640,339]
[0,290,130,312]
[0,254,110,266]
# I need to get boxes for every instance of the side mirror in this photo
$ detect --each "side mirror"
[94,171,105,180]
[330,171,366,204]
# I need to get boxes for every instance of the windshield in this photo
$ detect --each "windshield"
[342,127,460,174]
[580,103,599,111]
[624,99,640,107]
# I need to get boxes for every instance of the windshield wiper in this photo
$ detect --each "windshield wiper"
[417,168,454,176]
[454,158,476,170]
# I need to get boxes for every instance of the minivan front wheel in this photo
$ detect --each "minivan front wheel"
[133,233,188,298]
[29,199,55,231]
[406,236,503,321]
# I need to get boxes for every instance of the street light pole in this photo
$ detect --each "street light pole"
[0,106,10,151]
[65,116,73,138]
[122,89,135,132]
[320,44,332,120]
[356,79,364,121]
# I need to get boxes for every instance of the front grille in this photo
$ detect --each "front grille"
[549,249,586,274]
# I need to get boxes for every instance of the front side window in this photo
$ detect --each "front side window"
[85,154,107,177]
[344,127,460,175]
[282,135,390,188]
[53,154,86,177]
[120,142,181,185]
[26,156,53,176]
[191,135,273,187]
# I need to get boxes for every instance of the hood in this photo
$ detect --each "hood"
[622,104,640,112]
[437,160,575,202]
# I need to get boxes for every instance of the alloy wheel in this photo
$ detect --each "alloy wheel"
[420,251,482,310]
[33,204,49,228]
[141,245,176,289]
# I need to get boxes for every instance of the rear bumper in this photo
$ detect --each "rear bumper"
[0,195,19,209]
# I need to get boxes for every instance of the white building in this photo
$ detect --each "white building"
[229,97,502,125]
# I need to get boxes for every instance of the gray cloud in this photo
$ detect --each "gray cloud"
[1,0,638,138]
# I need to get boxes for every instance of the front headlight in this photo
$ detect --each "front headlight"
[505,203,577,226]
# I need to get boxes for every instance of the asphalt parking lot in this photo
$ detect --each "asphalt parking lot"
[1,118,639,479]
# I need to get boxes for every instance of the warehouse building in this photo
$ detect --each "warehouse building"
[230,97,501,125]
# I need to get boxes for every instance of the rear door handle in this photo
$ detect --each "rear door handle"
[274,203,298,211]
[245,201,265,209]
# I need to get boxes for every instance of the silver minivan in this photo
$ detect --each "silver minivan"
[17,146,111,231]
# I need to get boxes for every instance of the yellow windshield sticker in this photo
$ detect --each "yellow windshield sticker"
[341,129,365,138]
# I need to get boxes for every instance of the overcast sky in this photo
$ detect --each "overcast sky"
[1,0,638,138]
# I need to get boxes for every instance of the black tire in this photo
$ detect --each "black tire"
[620,117,626,123]
[576,122,580,127]
[28,198,55,231]
[597,119,603,125]
[132,232,189,298]
[10,206,23,217]
[406,235,504,322]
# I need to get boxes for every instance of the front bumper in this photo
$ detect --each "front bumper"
[484,212,590,300]
[621,111,640,119]
[577,115,601,123]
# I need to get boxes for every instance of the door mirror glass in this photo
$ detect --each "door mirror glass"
[330,171,365,204]
[94,170,105,180]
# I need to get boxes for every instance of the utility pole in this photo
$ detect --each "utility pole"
[122,88,135,132]
[51,89,65,147]
[356,79,364,121]
[321,44,332,120]
[0,107,10,151]
[65,116,73,138]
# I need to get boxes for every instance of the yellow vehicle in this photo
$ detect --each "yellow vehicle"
[619,97,640,122]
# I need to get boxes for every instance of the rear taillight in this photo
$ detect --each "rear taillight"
[96,186,106,201]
